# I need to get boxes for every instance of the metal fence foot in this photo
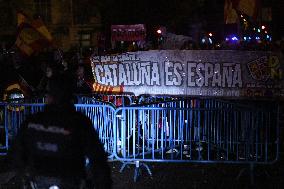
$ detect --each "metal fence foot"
[134,161,141,182]
[134,167,140,182]
[119,162,128,173]
[235,164,255,186]
[236,168,246,180]
[119,161,153,182]
[141,163,153,178]
[250,163,254,186]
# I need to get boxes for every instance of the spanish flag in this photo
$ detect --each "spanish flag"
[15,12,53,56]
[224,0,260,24]
[237,0,260,20]
[224,0,239,24]
[92,82,124,94]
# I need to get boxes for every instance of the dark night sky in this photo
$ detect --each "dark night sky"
[99,0,284,40]
[102,0,221,25]
[99,0,224,38]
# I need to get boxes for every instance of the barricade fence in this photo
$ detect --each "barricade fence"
[114,105,279,164]
[76,94,134,107]
[0,98,280,181]
[74,104,116,159]
[0,102,116,159]
[0,103,45,155]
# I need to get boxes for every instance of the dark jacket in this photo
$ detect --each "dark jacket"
[11,104,112,189]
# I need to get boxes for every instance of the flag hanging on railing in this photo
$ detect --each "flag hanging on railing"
[92,82,124,94]
[15,12,53,56]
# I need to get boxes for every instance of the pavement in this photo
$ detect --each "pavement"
[110,159,284,189]
[1,155,283,189]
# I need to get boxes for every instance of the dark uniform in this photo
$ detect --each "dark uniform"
[11,75,112,189]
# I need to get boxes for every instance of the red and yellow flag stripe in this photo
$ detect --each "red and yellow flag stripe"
[92,82,124,94]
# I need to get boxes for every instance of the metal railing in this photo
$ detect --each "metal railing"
[113,104,279,164]
[77,94,135,107]
[0,98,280,182]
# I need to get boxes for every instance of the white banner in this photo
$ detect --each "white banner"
[91,50,284,98]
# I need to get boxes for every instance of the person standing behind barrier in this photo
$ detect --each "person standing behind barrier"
[10,74,112,189]
[62,60,77,94]
[75,64,93,94]
[36,62,63,96]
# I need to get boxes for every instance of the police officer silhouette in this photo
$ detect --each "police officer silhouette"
[11,74,112,189]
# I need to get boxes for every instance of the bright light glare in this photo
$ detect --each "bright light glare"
[231,36,238,41]
[209,38,212,44]
[157,29,162,34]
[49,186,59,189]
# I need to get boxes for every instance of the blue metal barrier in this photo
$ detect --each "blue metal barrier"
[75,104,116,159]
[138,95,236,109]
[0,98,280,183]
[77,94,134,107]
[0,103,45,155]
[0,102,116,159]
[113,100,279,181]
